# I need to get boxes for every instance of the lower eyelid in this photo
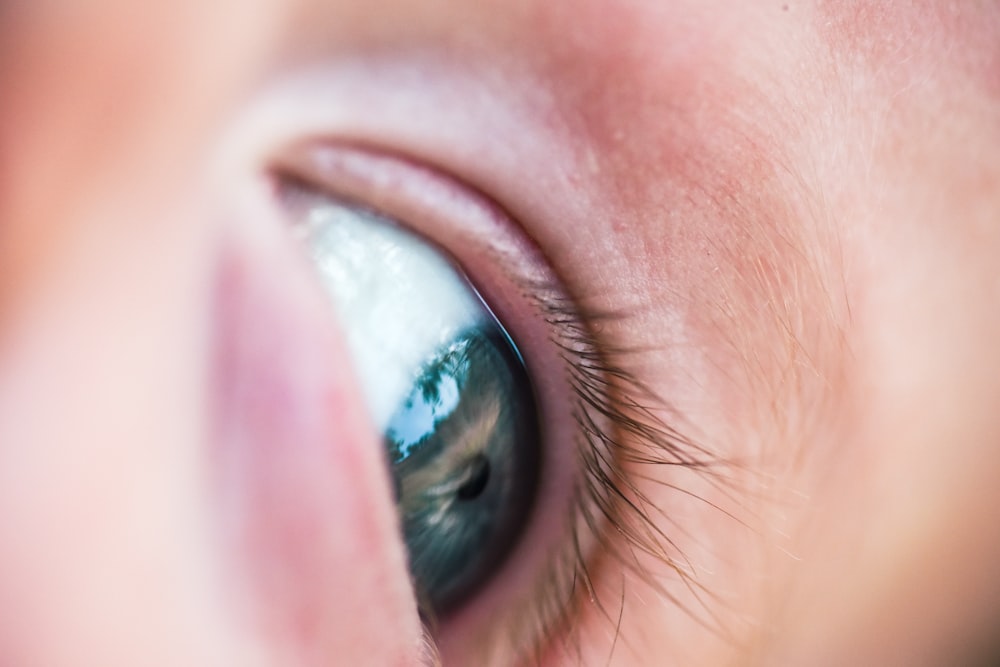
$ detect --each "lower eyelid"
[268,142,611,660]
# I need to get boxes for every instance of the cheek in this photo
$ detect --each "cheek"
[801,211,1000,663]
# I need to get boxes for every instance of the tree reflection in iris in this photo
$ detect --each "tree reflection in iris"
[387,327,540,614]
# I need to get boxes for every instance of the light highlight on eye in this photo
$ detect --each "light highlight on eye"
[297,202,484,431]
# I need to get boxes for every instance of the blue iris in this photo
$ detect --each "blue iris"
[387,325,540,613]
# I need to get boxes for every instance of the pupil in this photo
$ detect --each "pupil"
[456,455,491,501]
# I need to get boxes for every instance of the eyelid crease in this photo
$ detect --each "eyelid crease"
[267,142,738,665]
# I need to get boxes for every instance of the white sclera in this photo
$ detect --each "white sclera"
[301,203,486,431]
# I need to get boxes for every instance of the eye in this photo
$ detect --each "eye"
[267,144,597,644]
[262,142,678,664]
[290,194,541,613]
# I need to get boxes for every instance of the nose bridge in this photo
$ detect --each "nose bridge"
[0,193,426,666]
[209,220,425,665]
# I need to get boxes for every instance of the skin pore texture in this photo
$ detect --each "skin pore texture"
[1,1,999,665]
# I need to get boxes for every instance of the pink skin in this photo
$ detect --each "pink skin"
[1,1,1000,665]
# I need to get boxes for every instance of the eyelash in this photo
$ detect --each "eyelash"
[512,286,734,665]
[268,144,729,665]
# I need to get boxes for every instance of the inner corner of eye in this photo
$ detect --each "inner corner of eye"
[274,174,544,616]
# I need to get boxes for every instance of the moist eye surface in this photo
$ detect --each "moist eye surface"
[296,196,541,614]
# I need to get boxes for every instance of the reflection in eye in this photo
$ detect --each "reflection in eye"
[296,198,541,614]
[391,329,539,613]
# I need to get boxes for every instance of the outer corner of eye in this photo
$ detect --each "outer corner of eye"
[263,141,608,661]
